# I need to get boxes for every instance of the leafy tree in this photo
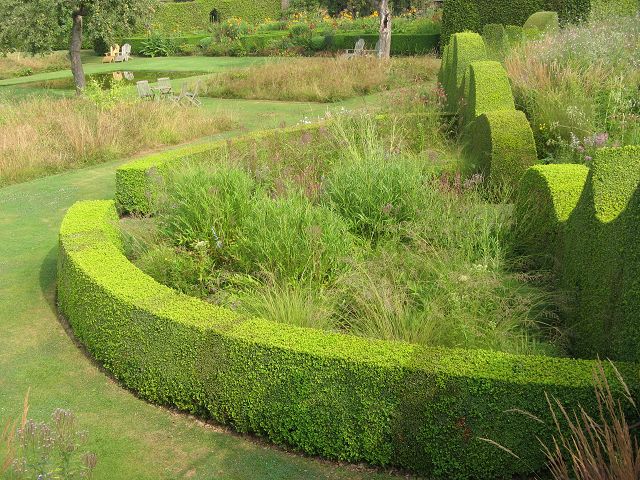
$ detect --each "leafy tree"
[0,0,154,91]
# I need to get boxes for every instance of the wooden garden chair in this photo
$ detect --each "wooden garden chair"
[115,43,131,62]
[155,77,173,99]
[181,80,202,107]
[136,80,155,101]
[344,38,365,59]
[102,44,119,63]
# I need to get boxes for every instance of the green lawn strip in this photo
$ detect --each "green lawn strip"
[0,124,397,479]
[0,55,272,86]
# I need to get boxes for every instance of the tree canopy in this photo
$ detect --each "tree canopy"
[0,0,154,89]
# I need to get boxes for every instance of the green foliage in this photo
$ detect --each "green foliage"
[323,147,425,240]
[232,191,355,282]
[0,0,153,54]
[505,25,525,46]
[466,110,538,190]
[441,0,590,43]
[590,0,639,16]
[57,198,640,479]
[83,78,132,110]
[523,11,560,33]
[516,147,640,362]
[139,33,177,57]
[482,23,509,60]
[148,0,281,34]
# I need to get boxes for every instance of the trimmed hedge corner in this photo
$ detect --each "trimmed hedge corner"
[58,199,639,479]
[523,11,560,32]
[466,110,538,189]
[442,0,590,42]
[515,146,640,362]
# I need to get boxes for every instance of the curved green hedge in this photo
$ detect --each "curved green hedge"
[482,23,509,60]
[442,0,590,43]
[463,60,515,125]
[523,11,560,32]
[515,163,589,263]
[466,110,538,189]
[439,32,538,188]
[515,146,640,362]
[445,32,486,111]
[58,199,639,479]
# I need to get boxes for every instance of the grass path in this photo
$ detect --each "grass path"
[0,106,397,479]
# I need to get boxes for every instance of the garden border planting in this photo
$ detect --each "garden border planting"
[58,199,639,479]
[115,123,328,215]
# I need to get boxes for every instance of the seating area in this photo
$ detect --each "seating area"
[344,38,381,58]
[103,44,132,63]
[136,78,202,106]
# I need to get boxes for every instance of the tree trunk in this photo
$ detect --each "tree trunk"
[70,11,86,93]
[281,0,290,11]
[378,0,391,59]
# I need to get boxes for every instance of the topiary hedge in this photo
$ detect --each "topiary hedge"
[465,110,538,189]
[439,32,538,188]
[441,0,591,43]
[58,198,640,479]
[463,60,515,125]
[516,146,640,362]
[515,163,589,263]
[523,11,560,32]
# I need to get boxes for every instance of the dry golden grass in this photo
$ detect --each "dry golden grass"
[201,56,441,102]
[0,98,237,186]
[0,51,69,80]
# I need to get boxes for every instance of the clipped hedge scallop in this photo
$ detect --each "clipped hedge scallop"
[516,146,640,362]
[58,198,639,479]
[439,32,537,188]
[523,11,560,33]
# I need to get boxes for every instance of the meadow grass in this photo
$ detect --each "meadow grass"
[0,51,69,80]
[0,96,236,186]
[505,16,640,161]
[200,56,441,102]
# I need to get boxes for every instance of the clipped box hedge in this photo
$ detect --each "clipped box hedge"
[439,32,538,188]
[441,0,591,42]
[516,146,640,362]
[58,198,640,479]
[466,110,538,188]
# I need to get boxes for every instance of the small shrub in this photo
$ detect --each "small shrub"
[139,33,177,57]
